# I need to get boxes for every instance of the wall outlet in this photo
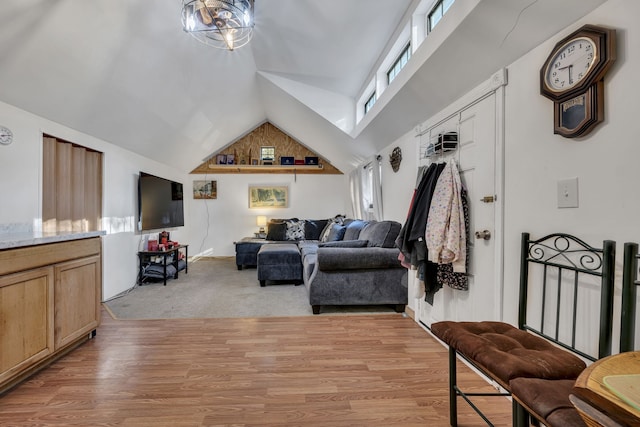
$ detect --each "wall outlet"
[557,177,579,208]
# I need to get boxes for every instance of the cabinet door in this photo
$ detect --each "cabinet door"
[0,267,54,384]
[54,255,101,349]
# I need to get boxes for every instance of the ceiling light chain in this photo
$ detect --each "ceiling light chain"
[182,0,255,51]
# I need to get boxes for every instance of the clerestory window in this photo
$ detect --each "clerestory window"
[387,43,411,85]
[428,0,455,32]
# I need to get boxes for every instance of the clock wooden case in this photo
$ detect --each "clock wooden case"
[540,24,616,138]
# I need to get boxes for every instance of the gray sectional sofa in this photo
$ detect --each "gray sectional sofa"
[235,217,408,314]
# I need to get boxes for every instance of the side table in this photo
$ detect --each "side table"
[137,244,189,285]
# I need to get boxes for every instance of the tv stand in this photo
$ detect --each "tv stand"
[137,245,188,286]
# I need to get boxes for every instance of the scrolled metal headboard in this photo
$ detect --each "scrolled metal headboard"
[518,232,616,361]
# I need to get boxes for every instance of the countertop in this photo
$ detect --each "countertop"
[0,230,105,250]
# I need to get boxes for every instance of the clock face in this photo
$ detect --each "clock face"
[545,37,597,92]
[0,126,13,145]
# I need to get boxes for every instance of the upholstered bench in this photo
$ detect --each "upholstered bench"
[429,233,617,427]
[257,243,303,286]
[430,321,586,388]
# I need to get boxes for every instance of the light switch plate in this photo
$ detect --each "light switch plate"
[557,177,579,208]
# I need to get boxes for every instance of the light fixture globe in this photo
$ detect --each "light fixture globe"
[182,0,254,51]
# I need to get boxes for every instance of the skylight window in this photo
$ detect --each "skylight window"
[387,43,411,84]
[364,92,377,115]
[428,0,455,32]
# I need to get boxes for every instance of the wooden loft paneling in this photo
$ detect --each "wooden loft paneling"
[190,122,343,175]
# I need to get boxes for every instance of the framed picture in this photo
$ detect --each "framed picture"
[249,185,288,209]
[226,153,235,165]
[216,154,227,165]
[193,180,217,199]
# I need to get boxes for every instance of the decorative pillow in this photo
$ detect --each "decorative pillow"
[325,223,346,242]
[319,215,345,242]
[266,221,287,241]
[285,220,306,241]
[304,219,329,240]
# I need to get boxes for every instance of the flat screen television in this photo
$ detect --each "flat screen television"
[138,172,184,231]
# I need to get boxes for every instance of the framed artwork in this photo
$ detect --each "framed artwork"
[193,180,217,199]
[249,185,288,209]
[216,154,227,165]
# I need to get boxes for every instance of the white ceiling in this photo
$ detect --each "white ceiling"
[0,0,607,173]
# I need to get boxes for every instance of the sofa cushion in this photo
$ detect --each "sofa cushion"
[509,378,576,420]
[305,219,329,240]
[359,220,401,248]
[319,239,369,248]
[266,221,288,241]
[317,247,402,270]
[325,223,346,242]
[343,220,369,241]
[285,220,306,240]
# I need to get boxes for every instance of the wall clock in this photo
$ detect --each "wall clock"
[540,24,616,138]
[0,125,13,145]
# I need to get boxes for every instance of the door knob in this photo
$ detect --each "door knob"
[475,230,491,240]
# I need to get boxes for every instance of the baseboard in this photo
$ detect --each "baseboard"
[405,306,415,320]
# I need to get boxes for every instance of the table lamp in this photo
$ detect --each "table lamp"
[256,215,267,235]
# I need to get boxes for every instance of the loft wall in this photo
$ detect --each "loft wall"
[376,0,638,347]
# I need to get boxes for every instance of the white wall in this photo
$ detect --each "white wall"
[502,0,640,328]
[186,172,348,258]
[375,0,638,346]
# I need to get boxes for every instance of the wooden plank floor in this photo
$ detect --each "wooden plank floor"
[1,309,511,426]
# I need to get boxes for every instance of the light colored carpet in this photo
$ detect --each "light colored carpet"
[105,257,399,319]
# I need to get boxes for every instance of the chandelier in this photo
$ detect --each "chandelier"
[182,0,255,51]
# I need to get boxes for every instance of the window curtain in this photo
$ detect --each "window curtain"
[350,156,383,221]
[43,136,103,233]
[371,156,384,220]
[349,168,365,220]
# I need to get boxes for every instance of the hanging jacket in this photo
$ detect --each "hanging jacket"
[425,160,466,273]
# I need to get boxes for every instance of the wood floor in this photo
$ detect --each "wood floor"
[1,309,511,426]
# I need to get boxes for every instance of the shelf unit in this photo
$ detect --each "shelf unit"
[206,164,335,174]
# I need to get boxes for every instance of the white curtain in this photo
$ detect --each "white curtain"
[350,156,383,221]
[349,168,365,219]
[371,156,384,220]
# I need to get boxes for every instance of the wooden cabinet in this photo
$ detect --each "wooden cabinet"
[0,237,101,393]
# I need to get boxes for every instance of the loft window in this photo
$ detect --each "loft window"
[364,92,377,115]
[387,43,411,84]
[428,0,455,32]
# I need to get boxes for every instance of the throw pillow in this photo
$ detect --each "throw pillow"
[266,221,287,241]
[304,219,329,240]
[325,223,346,242]
[319,215,345,242]
[285,220,305,240]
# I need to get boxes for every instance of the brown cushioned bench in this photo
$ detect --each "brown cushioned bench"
[507,241,640,427]
[430,233,616,427]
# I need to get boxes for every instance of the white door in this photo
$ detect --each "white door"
[417,73,504,326]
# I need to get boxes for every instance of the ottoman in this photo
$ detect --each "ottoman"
[235,237,268,270]
[257,243,303,286]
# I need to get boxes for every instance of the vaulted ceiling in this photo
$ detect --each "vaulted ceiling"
[0,0,607,173]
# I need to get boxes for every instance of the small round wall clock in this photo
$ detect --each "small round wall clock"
[540,24,616,138]
[0,125,13,145]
